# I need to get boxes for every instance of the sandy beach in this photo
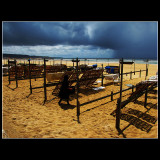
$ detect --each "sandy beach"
[2,60,158,138]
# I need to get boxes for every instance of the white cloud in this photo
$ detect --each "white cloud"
[3,44,116,58]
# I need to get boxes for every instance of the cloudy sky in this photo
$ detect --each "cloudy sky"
[2,21,158,59]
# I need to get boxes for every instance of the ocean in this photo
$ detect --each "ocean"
[62,58,158,64]
[3,58,158,65]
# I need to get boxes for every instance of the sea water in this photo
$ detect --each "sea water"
[3,58,158,65]
[77,58,158,64]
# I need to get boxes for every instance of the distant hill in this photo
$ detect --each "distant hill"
[2,53,62,59]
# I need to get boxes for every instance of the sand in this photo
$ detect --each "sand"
[2,60,158,138]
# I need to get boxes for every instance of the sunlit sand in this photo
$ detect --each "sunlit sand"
[2,59,158,138]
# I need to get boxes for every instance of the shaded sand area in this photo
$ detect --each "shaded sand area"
[2,61,158,138]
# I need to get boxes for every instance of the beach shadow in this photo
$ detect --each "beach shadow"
[44,97,57,104]
[147,95,157,99]
[110,107,157,134]
[134,100,158,110]
[80,88,131,109]
[6,84,17,91]
[147,103,158,110]
[69,94,83,100]
[133,99,144,106]
[148,89,158,95]
[116,128,127,138]
[79,87,105,96]
[59,103,76,110]
[81,100,112,114]
[124,108,157,124]
[104,82,113,86]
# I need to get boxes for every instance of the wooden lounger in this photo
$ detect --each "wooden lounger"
[78,69,103,88]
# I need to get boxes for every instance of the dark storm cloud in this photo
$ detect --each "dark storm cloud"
[88,22,157,58]
[3,21,157,59]
[3,22,90,46]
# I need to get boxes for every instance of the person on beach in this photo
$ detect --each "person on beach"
[58,75,71,105]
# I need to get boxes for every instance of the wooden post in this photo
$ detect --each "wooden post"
[119,59,121,78]
[134,59,135,75]
[76,58,80,123]
[130,71,132,80]
[85,58,87,65]
[43,58,48,104]
[147,59,149,76]
[120,58,123,102]
[101,64,103,86]
[146,59,148,77]
[116,58,123,130]
[15,59,18,88]
[28,59,32,94]
[145,59,148,80]
[116,98,121,129]
[132,85,134,93]
[8,59,10,85]
[111,91,113,101]
[61,58,63,66]
[140,69,141,78]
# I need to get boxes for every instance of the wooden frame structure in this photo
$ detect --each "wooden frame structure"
[115,58,153,131]
[7,59,44,88]
[8,59,18,88]
[6,58,150,124]
[115,81,157,131]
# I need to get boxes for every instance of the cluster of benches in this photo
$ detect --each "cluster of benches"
[52,69,104,96]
